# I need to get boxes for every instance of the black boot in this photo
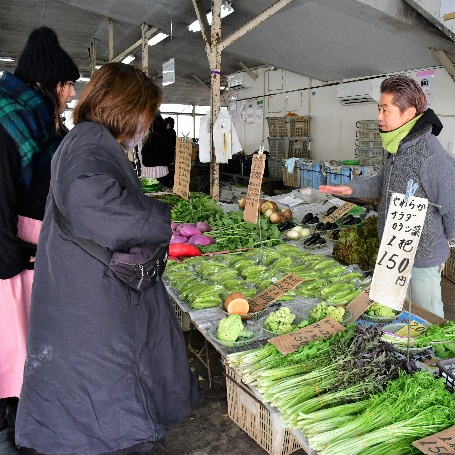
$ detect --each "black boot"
[0,428,19,455]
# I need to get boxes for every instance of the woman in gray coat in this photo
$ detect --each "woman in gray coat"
[15,63,202,455]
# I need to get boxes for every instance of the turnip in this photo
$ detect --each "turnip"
[170,236,188,244]
[187,235,216,246]
[171,221,178,231]
[195,221,212,233]
[177,225,202,237]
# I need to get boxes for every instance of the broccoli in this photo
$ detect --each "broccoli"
[217,314,253,342]
[264,307,297,334]
[366,302,395,317]
[333,216,379,270]
[310,302,345,323]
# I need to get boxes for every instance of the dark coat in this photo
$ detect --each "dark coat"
[141,114,175,167]
[15,122,201,455]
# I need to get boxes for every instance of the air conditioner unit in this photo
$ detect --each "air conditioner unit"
[337,79,382,105]
[228,73,253,90]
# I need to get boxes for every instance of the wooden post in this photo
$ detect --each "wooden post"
[142,23,149,75]
[89,39,97,75]
[107,18,114,62]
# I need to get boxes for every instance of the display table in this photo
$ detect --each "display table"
[166,285,316,455]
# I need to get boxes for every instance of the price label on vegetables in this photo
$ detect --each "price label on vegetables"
[248,273,303,313]
[369,193,428,311]
[322,202,356,223]
[413,426,455,454]
[270,318,346,355]
[244,154,266,224]
[173,137,192,200]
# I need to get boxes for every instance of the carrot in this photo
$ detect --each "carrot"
[168,243,201,258]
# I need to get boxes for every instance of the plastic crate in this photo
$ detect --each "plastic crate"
[442,248,455,284]
[226,366,303,455]
[355,147,385,158]
[350,165,380,179]
[355,138,383,148]
[267,117,288,137]
[282,161,300,187]
[170,295,191,331]
[325,163,351,186]
[267,137,288,159]
[288,116,310,137]
[356,120,379,130]
[299,160,325,189]
[268,157,285,179]
[356,129,381,139]
[438,359,455,392]
[287,138,310,159]
[358,156,384,166]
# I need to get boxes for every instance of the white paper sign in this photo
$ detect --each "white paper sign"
[162,58,175,86]
[369,193,428,311]
[415,69,434,109]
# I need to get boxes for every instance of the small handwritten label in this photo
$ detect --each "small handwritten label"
[346,286,373,323]
[322,202,356,223]
[269,318,346,355]
[395,321,428,337]
[173,138,192,200]
[244,154,266,224]
[248,274,303,313]
[413,426,455,454]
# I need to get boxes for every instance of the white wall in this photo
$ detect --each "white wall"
[230,66,455,159]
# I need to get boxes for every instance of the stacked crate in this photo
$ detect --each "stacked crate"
[355,120,385,166]
[324,161,351,186]
[299,160,326,189]
[266,116,311,180]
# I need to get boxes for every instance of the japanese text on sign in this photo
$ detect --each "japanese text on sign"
[346,286,373,323]
[173,138,192,200]
[248,274,303,313]
[270,318,346,355]
[323,202,357,223]
[369,193,428,311]
[244,154,266,224]
[413,426,455,454]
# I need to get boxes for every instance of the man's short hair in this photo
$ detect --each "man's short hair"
[164,117,175,128]
[380,75,427,115]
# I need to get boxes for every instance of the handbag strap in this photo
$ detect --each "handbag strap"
[52,197,113,265]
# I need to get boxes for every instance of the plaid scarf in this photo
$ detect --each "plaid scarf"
[0,71,64,188]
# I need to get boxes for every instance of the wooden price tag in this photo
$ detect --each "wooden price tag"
[269,318,346,355]
[346,286,373,323]
[244,154,266,224]
[173,138,192,200]
[413,426,455,454]
[395,320,428,337]
[248,274,303,313]
[322,202,356,223]
[370,193,428,311]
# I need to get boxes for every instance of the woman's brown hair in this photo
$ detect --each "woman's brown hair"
[380,75,427,115]
[73,63,162,142]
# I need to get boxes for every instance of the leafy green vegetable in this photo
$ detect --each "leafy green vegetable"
[365,302,396,317]
[217,314,252,342]
[264,307,296,334]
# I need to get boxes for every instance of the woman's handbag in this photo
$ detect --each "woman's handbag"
[53,198,167,292]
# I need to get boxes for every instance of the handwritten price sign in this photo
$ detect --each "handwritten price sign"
[244,154,266,224]
[269,318,345,355]
[322,202,356,223]
[248,274,303,313]
[173,138,192,200]
[413,427,455,454]
[369,193,428,311]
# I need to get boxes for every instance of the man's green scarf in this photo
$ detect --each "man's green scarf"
[0,71,64,188]
[380,114,422,154]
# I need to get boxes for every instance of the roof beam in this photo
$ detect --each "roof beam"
[111,24,157,63]
[238,61,258,80]
[220,0,293,51]
[431,48,455,83]
[192,75,211,91]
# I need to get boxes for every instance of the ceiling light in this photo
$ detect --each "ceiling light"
[78,76,91,82]
[122,55,135,64]
[188,4,234,32]
[148,32,169,46]
[0,57,14,62]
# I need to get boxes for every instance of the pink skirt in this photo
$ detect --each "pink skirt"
[0,216,41,399]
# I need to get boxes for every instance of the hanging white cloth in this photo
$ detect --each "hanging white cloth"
[213,110,242,163]
[198,113,211,163]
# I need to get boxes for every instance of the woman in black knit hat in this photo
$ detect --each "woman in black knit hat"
[0,26,79,455]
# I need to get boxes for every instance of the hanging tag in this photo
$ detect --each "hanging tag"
[173,137,192,200]
[244,154,266,224]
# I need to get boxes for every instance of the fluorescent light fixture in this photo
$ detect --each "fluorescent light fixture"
[95,65,102,69]
[121,55,135,64]
[188,4,234,32]
[0,57,14,62]
[148,32,169,46]
[78,76,91,82]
